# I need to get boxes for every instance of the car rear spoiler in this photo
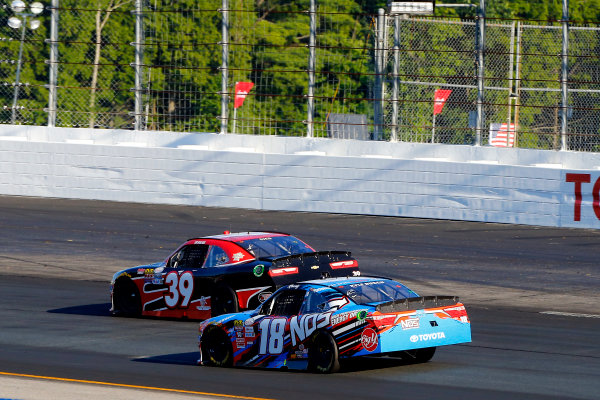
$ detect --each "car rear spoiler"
[375,295,460,313]
[264,251,359,285]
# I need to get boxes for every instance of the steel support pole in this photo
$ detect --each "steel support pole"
[306,0,316,138]
[475,0,485,146]
[47,0,59,127]
[374,8,385,141]
[560,0,569,151]
[391,15,400,142]
[11,20,27,124]
[133,0,143,131]
[220,0,229,134]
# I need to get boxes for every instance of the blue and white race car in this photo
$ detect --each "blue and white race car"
[198,276,471,373]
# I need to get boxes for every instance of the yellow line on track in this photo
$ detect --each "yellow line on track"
[0,371,274,400]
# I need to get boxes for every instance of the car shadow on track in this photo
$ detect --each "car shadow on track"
[132,352,199,366]
[128,352,422,373]
[47,303,112,317]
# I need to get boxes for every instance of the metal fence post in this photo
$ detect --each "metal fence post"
[374,8,385,141]
[560,0,569,151]
[47,0,59,127]
[220,0,229,134]
[306,0,316,138]
[391,15,400,142]
[133,0,143,131]
[475,0,485,146]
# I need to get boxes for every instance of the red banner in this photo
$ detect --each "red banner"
[433,89,452,115]
[234,81,254,109]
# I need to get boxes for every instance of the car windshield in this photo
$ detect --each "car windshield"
[236,236,313,258]
[335,280,418,305]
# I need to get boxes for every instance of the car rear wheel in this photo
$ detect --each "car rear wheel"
[211,284,238,317]
[308,331,340,373]
[112,278,141,317]
[201,328,233,367]
[393,347,436,363]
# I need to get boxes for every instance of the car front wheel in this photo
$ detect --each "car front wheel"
[112,278,141,317]
[201,328,233,367]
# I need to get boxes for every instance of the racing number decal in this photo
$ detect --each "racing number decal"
[164,271,194,308]
[258,318,286,354]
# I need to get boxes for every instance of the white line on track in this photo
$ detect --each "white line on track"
[540,311,600,319]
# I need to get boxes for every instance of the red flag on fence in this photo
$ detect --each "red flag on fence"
[234,82,254,109]
[433,89,452,115]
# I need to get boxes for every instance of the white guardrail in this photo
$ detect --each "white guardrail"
[2,125,600,229]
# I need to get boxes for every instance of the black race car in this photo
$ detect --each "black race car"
[110,231,359,319]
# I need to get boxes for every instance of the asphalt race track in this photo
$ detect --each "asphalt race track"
[1,195,599,400]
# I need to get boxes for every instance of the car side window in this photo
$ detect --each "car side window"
[203,245,229,267]
[168,244,209,269]
[301,290,330,314]
[260,289,306,317]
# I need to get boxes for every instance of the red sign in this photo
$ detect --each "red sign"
[234,81,254,109]
[361,328,379,352]
[433,89,452,115]
[565,173,600,221]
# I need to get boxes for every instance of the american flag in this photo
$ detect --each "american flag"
[489,123,516,147]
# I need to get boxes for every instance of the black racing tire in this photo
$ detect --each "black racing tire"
[392,347,436,363]
[211,284,239,317]
[308,331,340,373]
[201,328,233,367]
[112,278,142,317]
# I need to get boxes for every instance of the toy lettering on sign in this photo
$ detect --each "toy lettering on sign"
[565,173,600,221]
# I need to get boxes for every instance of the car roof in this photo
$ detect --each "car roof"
[196,231,290,242]
[300,276,388,288]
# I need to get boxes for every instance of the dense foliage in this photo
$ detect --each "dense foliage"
[0,0,598,149]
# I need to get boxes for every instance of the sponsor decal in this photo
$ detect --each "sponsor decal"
[361,328,378,352]
[288,312,332,346]
[258,292,272,303]
[352,270,361,276]
[137,268,145,275]
[194,240,206,244]
[233,252,245,262]
[236,338,246,349]
[327,297,349,310]
[118,272,132,279]
[410,332,446,342]
[357,310,368,321]
[234,320,244,328]
[331,310,359,326]
[311,265,319,270]
[257,313,332,354]
[196,296,210,311]
[345,281,384,288]
[244,326,255,337]
[253,264,265,277]
[400,318,420,330]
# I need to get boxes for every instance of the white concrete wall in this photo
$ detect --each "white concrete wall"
[1,125,600,229]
